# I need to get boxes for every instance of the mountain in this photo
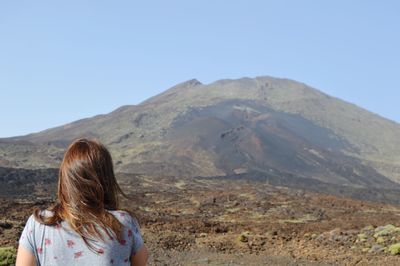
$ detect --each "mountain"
[1,76,400,190]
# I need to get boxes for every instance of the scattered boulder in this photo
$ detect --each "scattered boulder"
[369,244,385,253]
[0,221,12,230]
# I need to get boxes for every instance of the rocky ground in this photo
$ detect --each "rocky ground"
[3,174,400,265]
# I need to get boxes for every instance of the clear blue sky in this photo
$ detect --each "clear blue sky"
[1,1,399,137]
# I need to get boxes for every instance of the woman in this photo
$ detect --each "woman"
[16,138,148,266]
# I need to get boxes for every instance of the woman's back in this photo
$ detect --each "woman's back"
[16,139,148,265]
[19,209,143,266]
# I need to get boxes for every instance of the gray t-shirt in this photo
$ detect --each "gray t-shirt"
[19,210,144,266]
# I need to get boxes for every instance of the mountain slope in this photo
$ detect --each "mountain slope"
[1,76,400,186]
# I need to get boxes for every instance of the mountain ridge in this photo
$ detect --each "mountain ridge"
[1,75,399,187]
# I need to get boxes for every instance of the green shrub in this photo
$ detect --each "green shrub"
[0,247,16,266]
[388,243,400,255]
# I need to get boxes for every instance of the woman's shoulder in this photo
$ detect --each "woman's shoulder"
[28,209,55,223]
[22,211,51,231]
[107,210,139,226]
[25,209,52,223]
[38,209,55,218]
[24,210,59,231]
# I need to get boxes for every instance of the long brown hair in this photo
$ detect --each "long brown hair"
[34,138,126,249]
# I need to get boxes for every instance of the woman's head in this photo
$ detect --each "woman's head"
[58,138,121,214]
[35,138,126,248]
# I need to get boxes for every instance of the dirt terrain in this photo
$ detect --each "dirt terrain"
[3,174,400,265]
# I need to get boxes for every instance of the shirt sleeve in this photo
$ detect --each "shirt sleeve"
[18,215,36,254]
[130,216,144,256]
